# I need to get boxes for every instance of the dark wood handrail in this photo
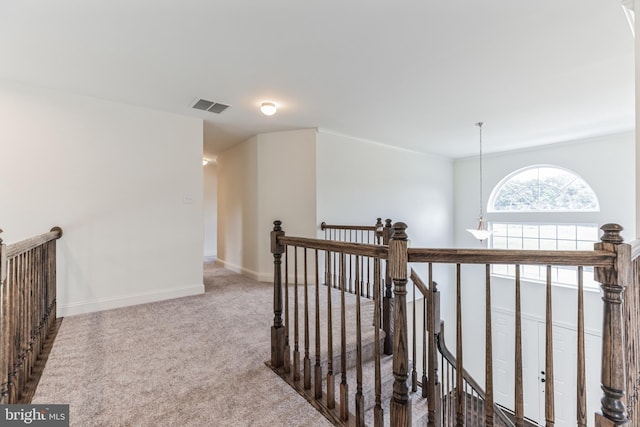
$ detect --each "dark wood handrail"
[278,236,388,259]
[5,227,63,259]
[409,268,429,296]
[408,247,615,266]
[320,222,378,231]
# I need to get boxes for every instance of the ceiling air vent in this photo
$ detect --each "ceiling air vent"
[191,98,230,114]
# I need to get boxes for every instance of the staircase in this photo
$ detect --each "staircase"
[269,219,638,426]
[269,284,430,426]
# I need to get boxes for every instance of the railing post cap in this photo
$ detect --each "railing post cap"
[391,222,408,241]
[273,220,282,232]
[0,228,3,244]
[385,218,392,227]
[50,226,63,239]
[320,221,326,230]
[600,223,624,244]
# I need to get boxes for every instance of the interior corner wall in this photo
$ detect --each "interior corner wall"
[256,129,318,281]
[217,136,259,276]
[0,80,204,317]
[203,162,218,258]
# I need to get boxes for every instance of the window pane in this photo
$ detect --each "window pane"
[508,238,523,250]
[490,166,599,212]
[492,223,507,236]
[577,225,598,241]
[492,236,507,249]
[488,221,599,288]
[522,225,539,239]
[558,240,576,250]
[523,238,539,250]
[539,239,557,250]
[577,241,594,251]
[540,225,557,239]
[557,225,576,240]
[508,223,523,236]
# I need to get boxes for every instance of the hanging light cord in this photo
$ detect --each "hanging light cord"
[476,122,484,219]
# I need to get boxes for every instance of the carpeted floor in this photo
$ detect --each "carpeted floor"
[32,260,333,427]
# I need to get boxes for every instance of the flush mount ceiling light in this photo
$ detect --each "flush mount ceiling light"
[466,122,492,242]
[260,102,277,116]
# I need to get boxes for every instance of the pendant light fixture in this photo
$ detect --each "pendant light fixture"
[466,122,492,242]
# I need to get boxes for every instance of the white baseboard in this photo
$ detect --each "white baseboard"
[216,259,271,282]
[58,283,205,317]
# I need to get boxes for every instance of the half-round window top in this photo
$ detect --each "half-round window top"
[488,165,599,212]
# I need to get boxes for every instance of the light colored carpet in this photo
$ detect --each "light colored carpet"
[32,261,333,427]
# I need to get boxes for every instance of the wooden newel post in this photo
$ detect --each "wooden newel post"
[383,218,394,355]
[271,220,286,369]
[389,222,412,426]
[594,223,631,426]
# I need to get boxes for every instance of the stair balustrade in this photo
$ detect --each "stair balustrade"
[269,220,636,427]
[0,227,63,404]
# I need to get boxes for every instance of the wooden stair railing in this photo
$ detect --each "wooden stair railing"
[270,220,635,427]
[0,227,63,404]
[321,219,394,356]
[409,268,515,427]
[270,220,389,426]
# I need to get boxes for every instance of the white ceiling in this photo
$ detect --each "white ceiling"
[0,1,634,159]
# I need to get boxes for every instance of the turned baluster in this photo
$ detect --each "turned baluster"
[340,252,349,421]
[355,256,365,426]
[577,266,587,427]
[373,258,384,427]
[545,265,555,426]
[485,264,494,427]
[314,250,322,400]
[514,265,524,427]
[326,250,335,409]
[303,249,311,390]
[455,264,463,427]
[594,224,631,426]
[383,218,394,355]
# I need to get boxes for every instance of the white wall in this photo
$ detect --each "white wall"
[203,161,218,258]
[217,129,317,280]
[0,80,204,316]
[452,133,635,399]
[217,136,259,275]
[256,129,317,280]
[316,130,455,303]
[217,128,455,284]
[316,130,454,249]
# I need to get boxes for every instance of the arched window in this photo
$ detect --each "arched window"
[488,165,599,212]
[488,165,600,287]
